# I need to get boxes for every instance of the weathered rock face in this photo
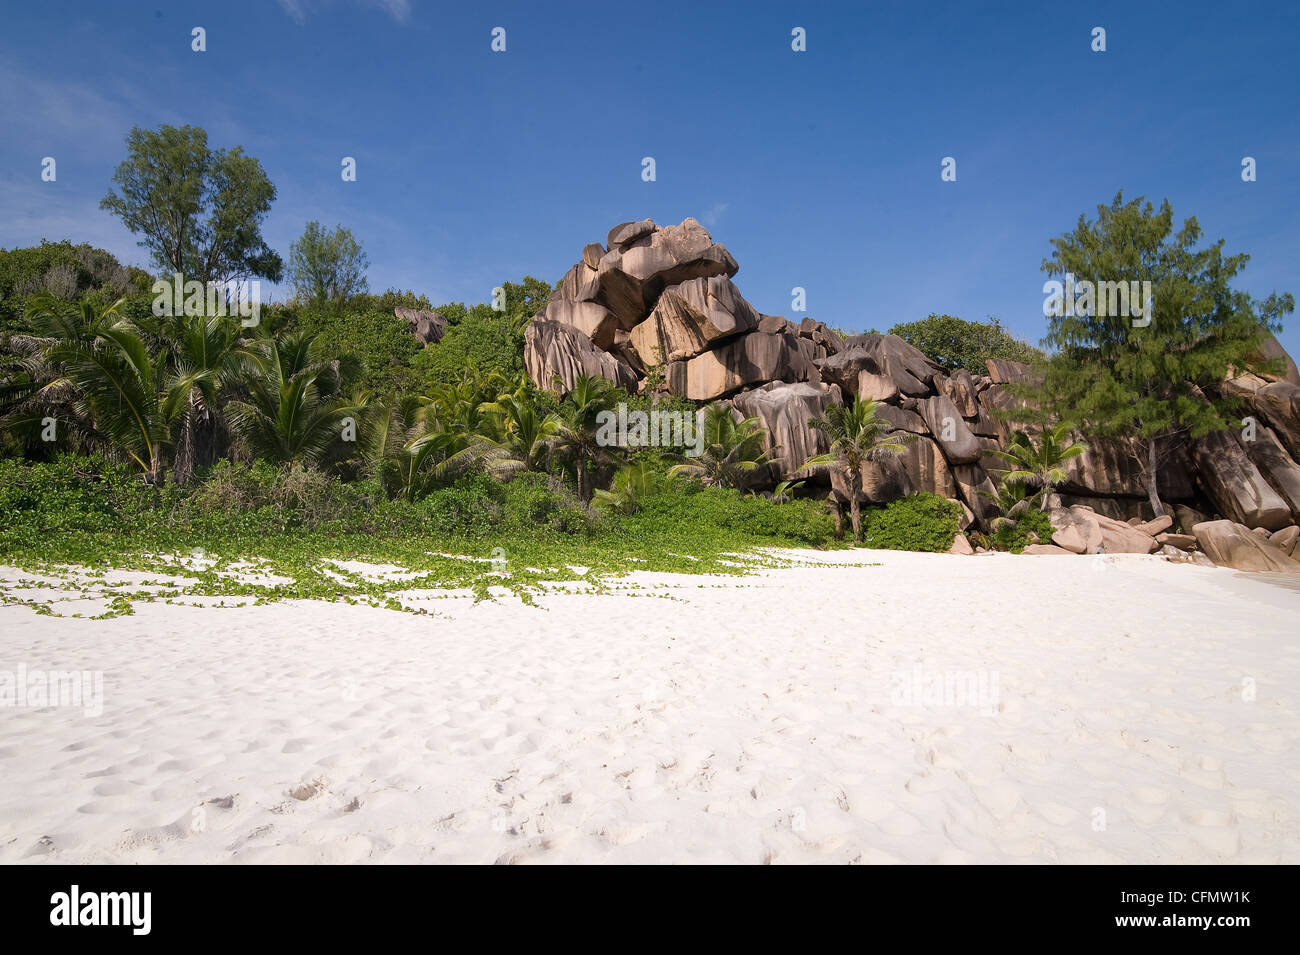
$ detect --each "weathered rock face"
[1242,425,1300,516]
[934,369,980,417]
[395,308,448,345]
[1192,429,1293,531]
[1193,519,1300,573]
[917,395,982,465]
[814,335,938,399]
[524,317,638,394]
[730,381,841,482]
[629,275,757,365]
[1271,525,1300,556]
[830,434,957,504]
[1059,434,1195,500]
[594,218,739,329]
[1061,505,1159,554]
[524,218,1300,536]
[667,329,813,400]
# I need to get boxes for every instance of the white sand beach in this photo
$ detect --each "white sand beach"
[1,550,1298,865]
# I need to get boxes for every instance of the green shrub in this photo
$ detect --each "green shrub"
[859,493,962,552]
[626,485,835,547]
[989,506,1055,553]
[411,306,526,388]
[286,300,423,394]
[888,313,1043,374]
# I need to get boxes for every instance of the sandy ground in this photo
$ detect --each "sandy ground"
[1,549,1297,865]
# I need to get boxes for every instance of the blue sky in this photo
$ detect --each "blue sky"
[2,0,1297,357]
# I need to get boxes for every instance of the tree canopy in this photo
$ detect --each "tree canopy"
[1026,191,1294,515]
[888,313,1042,374]
[100,124,282,284]
[288,221,370,303]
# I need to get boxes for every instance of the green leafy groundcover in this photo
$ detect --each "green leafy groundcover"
[0,456,855,617]
[989,507,1055,554]
[860,494,963,552]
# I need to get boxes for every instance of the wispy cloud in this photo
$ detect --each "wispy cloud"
[0,178,144,265]
[276,0,413,25]
[701,202,729,227]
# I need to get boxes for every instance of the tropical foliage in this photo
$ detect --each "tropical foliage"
[986,423,1089,510]
[801,398,912,538]
[666,403,770,490]
[889,313,1043,374]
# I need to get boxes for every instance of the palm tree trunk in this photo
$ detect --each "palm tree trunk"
[575,457,587,502]
[849,496,862,539]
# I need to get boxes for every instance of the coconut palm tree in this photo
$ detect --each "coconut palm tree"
[800,398,911,539]
[987,422,1089,510]
[134,310,247,480]
[771,479,805,503]
[359,387,520,502]
[550,373,620,501]
[56,315,213,483]
[979,477,1045,532]
[0,294,115,455]
[482,392,561,471]
[593,460,661,515]
[384,425,521,502]
[225,330,358,467]
[667,403,771,489]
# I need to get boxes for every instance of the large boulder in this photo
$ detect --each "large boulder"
[951,463,998,526]
[1225,374,1300,461]
[977,384,1034,444]
[797,318,845,356]
[1191,428,1292,531]
[1241,424,1300,519]
[1048,507,1104,554]
[524,317,639,394]
[730,381,841,481]
[1248,381,1300,462]
[985,358,1031,384]
[666,329,812,400]
[539,298,620,349]
[395,307,448,345]
[630,276,758,365]
[1066,505,1158,554]
[918,395,983,464]
[934,369,980,417]
[1023,543,1074,555]
[875,402,927,434]
[814,334,938,399]
[1271,525,1300,556]
[593,218,739,329]
[1193,519,1300,573]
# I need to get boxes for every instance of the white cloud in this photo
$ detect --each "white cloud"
[276,0,412,24]
[701,202,730,227]
[0,178,145,266]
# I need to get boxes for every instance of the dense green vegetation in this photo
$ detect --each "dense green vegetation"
[7,124,1285,614]
[0,454,842,616]
[888,313,1043,374]
[860,494,962,552]
[1015,191,1294,517]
